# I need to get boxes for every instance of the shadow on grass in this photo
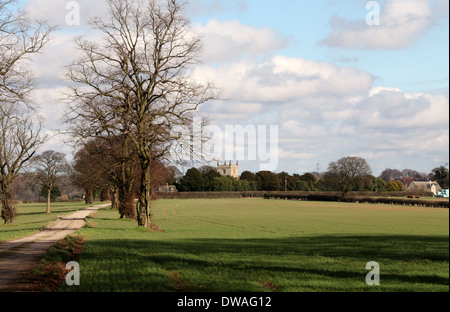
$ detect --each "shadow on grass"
[72,235,449,292]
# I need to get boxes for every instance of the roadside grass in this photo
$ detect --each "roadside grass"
[14,235,85,292]
[0,201,104,242]
[60,199,448,292]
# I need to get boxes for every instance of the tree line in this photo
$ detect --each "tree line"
[175,157,449,198]
[8,142,178,222]
[1,0,216,227]
[11,153,448,217]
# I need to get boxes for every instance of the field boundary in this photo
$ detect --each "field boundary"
[156,190,435,199]
[155,191,448,208]
[263,193,449,208]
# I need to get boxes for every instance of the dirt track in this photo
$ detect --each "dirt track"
[0,203,110,291]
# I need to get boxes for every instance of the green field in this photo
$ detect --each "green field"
[57,199,449,292]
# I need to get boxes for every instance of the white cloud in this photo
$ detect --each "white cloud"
[350,90,449,129]
[321,0,438,50]
[30,32,79,88]
[25,0,109,28]
[195,19,288,63]
[369,86,402,97]
[193,50,448,174]
[251,79,448,173]
[193,55,373,105]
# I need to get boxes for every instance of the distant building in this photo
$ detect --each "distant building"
[407,180,442,195]
[157,184,178,192]
[217,161,239,179]
[435,189,449,198]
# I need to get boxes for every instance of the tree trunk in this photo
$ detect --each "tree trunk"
[1,191,16,224]
[46,186,51,214]
[111,187,119,210]
[136,161,152,228]
[118,184,135,219]
[100,189,111,202]
[84,187,94,205]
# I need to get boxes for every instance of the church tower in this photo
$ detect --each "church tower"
[216,161,239,179]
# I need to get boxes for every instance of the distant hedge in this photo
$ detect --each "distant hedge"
[156,191,268,199]
[157,190,435,200]
[263,193,449,208]
[155,191,448,208]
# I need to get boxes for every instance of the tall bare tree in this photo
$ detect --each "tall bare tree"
[1,0,54,106]
[0,104,46,223]
[32,150,70,214]
[0,0,53,223]
[66,0,217,227]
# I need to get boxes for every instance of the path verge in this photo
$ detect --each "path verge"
[0,203,110,291]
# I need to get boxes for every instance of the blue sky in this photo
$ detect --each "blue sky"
[18,0,450,176]
[189,0,449,93]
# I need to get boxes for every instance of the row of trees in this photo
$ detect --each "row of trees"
[177,167,255,192]
[1,0,216,227]
[71,138,173,220]
[8,142,176,222]
[175,157,449,197]
[63,0,217,228]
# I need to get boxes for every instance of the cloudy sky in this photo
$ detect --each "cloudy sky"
[18,0,449,176]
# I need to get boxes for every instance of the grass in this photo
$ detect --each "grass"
[0,201,102,242]
[58,199,448,292]
[16,235,86,292]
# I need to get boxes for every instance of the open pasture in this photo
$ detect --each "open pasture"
[64,199,449,292]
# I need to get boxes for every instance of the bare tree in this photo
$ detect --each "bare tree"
[65,0,218,227]
[0,0,54,107]
[0,0,53,224]
[380,168,403,182]
[32,150,70,214]
[72,140,110,205]
[72,137,139,219]
[0,104,46,223]
[327,156,372,198]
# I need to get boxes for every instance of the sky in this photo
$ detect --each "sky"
[16,0,450,176]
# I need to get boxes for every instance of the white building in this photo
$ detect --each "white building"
[407,181,442,196]
[217,161,239,179]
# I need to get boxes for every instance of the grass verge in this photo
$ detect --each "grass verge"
[10,235,85,292]
[0,202,105,242]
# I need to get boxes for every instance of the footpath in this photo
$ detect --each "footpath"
[0,203,110,291]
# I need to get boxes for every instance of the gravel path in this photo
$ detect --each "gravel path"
[0,203,110,291]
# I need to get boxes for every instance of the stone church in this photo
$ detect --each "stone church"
[217,161,239,179]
